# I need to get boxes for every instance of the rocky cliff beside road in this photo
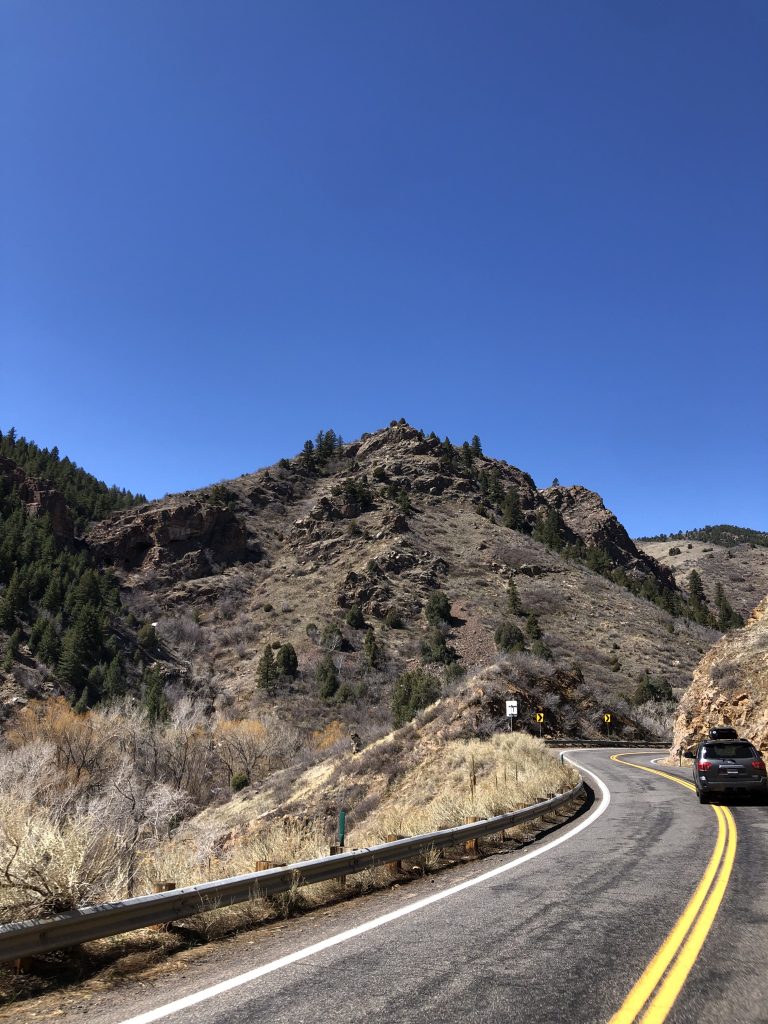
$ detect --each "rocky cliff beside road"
[671,596,768,754]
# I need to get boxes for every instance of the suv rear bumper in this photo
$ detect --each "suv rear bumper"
[699,778,767,794]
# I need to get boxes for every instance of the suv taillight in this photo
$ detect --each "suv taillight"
[752,760,766,772]
[697,760,712,771]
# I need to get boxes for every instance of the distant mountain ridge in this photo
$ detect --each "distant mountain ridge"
[637,525,768,549]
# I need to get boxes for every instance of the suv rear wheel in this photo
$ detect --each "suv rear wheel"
[698,790,709,804]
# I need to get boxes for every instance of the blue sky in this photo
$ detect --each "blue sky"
[2,1,766,536]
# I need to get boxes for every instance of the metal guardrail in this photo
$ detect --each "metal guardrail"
[544,739,669,749]
[0,781,584,961]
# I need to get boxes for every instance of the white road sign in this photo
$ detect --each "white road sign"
[505,699,518,717]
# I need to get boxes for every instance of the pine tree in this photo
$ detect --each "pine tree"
[73,687,90,713]
[275,642,298,678]
[421,626,457,664]
[58,624,89,690]
[299,440,316,472]
[2,627,21,671]
[494,621,525,652]
[688,570,707,606]
[345,604,365,629]
[714,582,744,631]
[38,620,61,666]
[143,666,168,724]
[425,591,451,626]
[533,508,565,550]
[502,488,524,530]
[316,654,339,699]
[506,579,522,615]
[257,645,276,691]
[471,435,482,456]
[392,668,440,727]
[526,613,543,640]
[103,656,125,699]
[363,628,381,668]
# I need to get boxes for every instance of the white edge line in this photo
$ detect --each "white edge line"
[117,755,610,1024]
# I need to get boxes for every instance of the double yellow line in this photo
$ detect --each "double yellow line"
[608,753,737,1024]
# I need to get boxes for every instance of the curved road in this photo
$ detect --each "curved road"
[39,750,768,1024]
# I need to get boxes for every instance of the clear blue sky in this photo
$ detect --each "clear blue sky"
[2,1,766,536]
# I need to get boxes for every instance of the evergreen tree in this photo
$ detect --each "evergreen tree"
[502,488,525,531]
[143,666,168,724]
[363,628,381,668]
[533,508,566,550]
[58,624,89,691]
[686,570,713,625]
[299,440,316,472]
[73,687,90,714]
[2,627,21,671]
[688,570,707,606]
[392,668,440,727]
[316,654,339,699]
[488,467,504,503]
[345,604,365,629]
[506,578,522,615]
[471,435,482,456]
[494,621,525,652]
[257,645,277,691]
[526,613,543,640]
[37,620,61,666]
[420,626,457,664]
[425,591,451,626]
[102,656,125,699]
[714,583,744,631]
[275,642,299,678]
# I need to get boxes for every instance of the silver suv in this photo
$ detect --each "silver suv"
[688,730,767,803]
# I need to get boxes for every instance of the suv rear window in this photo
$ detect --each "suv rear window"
[701,743,754,759]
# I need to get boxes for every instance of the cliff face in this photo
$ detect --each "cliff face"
[545,484,676,586]
[0,455,74,544]
[87,499,253,585]
[671,597,768,754]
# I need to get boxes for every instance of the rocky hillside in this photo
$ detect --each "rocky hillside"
[1,421,727,739]
[637,534,768,621]
[671,596,768,755]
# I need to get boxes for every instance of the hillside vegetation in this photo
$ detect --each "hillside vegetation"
[637,535,768,624]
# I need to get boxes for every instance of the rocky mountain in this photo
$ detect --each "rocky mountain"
[671,596,768,755]
[1,421,736,741]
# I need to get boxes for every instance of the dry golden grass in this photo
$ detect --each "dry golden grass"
[137,731,576,940]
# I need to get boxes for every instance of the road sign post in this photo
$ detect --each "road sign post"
[535,710,545,737]
[505,698,518,732]
[603,712,612,739]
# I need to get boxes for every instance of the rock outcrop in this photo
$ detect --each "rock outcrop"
[545,484,675,586]
[87,498,251,584]
[0,455,74,543]
[671,596,768,754]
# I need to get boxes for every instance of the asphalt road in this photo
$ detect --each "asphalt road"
[42,749,768,1024]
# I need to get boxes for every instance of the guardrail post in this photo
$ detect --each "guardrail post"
[150,881,176,930]
[465,817,480,856]
[385,834,403,875]
[330,846,346,886]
